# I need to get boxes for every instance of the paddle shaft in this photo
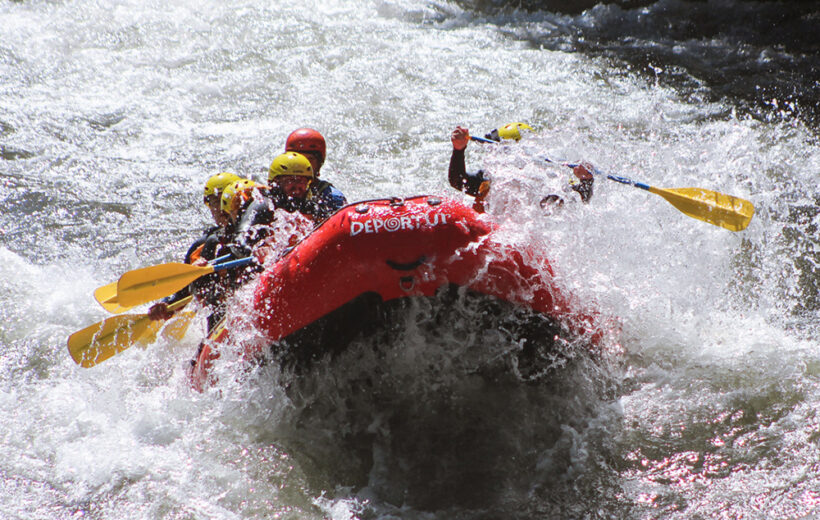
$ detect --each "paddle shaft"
[471,134,651,186]
[540,155,651,190]
[212,257,253,271]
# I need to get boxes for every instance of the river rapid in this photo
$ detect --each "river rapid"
[1,0,818,518]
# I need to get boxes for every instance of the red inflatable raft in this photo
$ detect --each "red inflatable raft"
[189,195,601,391]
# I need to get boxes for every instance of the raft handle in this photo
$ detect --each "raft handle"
[399,276,415,292]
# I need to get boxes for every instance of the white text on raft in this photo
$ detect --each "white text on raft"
[350,214,448,236]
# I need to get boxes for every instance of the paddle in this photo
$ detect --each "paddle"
[94,254,232,314]
[117,257,253,307]
[469,135,755,231]
[93,281,130,314]
[135,311,197,345]
[68,296,192,368]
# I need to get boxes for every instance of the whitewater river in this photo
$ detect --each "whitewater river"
[2,0,818,518]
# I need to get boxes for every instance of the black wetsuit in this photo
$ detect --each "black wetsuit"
[448,148,488,196]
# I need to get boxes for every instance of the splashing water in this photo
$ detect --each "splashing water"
[1,0,818,518]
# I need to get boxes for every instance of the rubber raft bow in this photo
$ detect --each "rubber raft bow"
[189,195,604,391]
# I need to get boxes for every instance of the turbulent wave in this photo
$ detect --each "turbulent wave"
[1,0,818,518]
[221,287,624,518]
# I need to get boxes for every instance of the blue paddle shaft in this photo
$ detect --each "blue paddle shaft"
[470,133,654,191]
[593,171,650,191]
[211,253,232,264]
[212,257,253,272]
[541,154,653,191]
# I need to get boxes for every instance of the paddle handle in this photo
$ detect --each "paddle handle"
[211,257,254,273]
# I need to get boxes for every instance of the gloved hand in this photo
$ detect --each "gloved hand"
[148,302,175,321]
[451,126,470,151]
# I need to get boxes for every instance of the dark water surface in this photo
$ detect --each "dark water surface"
[453,0,820,132]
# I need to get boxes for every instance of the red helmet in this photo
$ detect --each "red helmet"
[285,128,326,165]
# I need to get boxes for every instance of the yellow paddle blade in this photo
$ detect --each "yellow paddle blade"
[134,320,164,347]
[67,296,193,367]
[93,281,135,314]
[161,311,196,341]
[649,186,755,232]
[117,262,214,307]
[67,314,155,367]
[136,310,196,346]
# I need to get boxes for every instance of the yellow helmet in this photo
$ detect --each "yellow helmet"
[203,172,242,203]
[220,179,257,215]
[488,122,534,142]
[268,152,314,183]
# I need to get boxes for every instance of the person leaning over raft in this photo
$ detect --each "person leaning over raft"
[208,178,267,287]
[147,172,243,329]
[229,151,334,259]
[448,124,595,212]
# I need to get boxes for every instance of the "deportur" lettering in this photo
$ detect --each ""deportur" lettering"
[350,213,448,236]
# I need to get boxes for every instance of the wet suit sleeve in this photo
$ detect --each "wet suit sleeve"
[326,185,347,211]
[183,230,211,264]
[230,199,275,258]
[448,148,488,197]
